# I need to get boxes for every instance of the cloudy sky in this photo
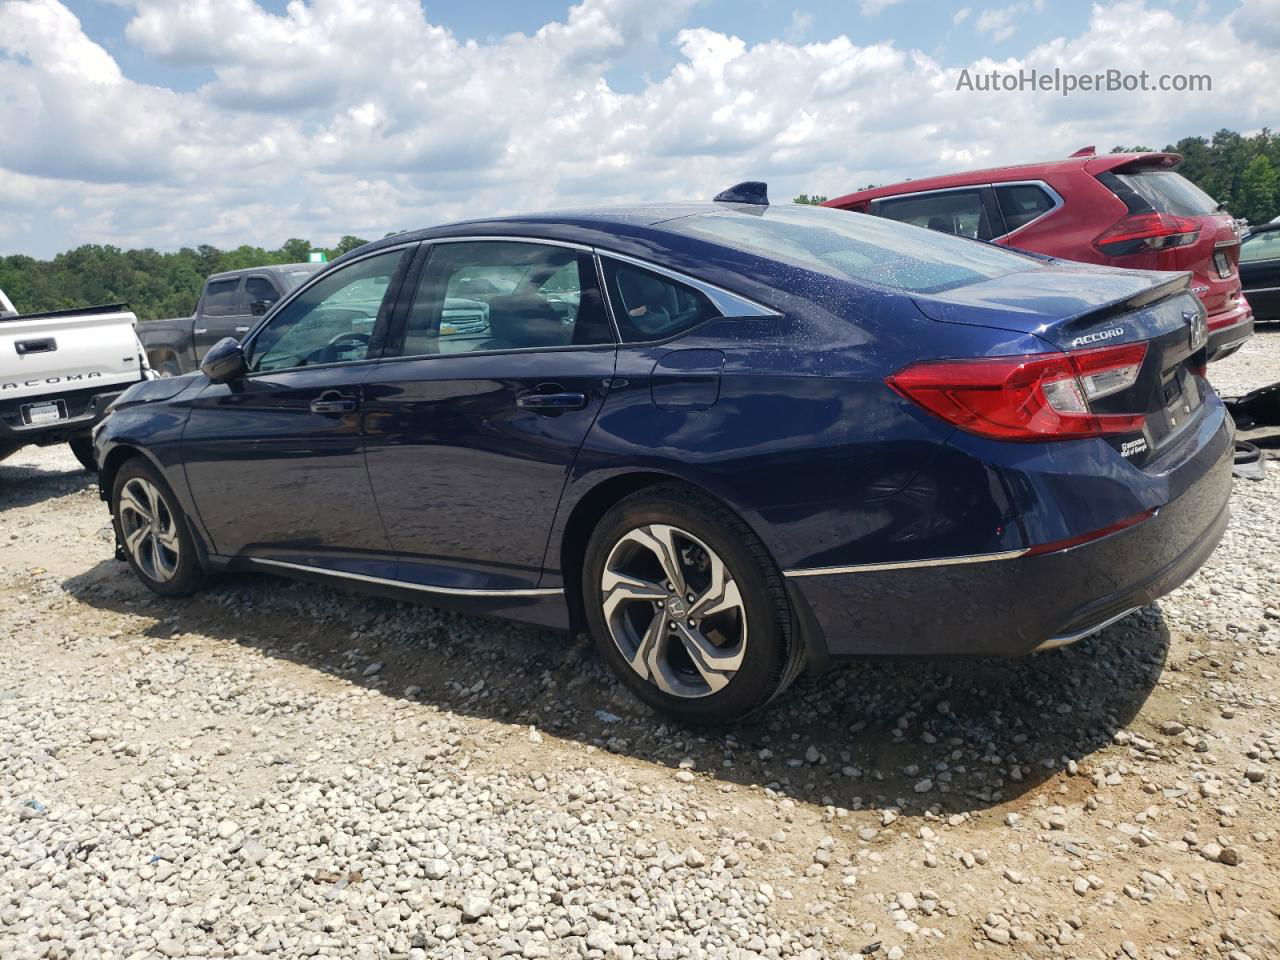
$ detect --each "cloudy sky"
[1,0,1276,256]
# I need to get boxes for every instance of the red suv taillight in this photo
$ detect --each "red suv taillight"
[1093,212,1201,256]
[887,343,1148,441]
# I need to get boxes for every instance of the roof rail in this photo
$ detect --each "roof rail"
[713,181,769,205]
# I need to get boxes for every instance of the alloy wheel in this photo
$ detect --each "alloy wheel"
[117,477,181,582]
[600,524,747,699]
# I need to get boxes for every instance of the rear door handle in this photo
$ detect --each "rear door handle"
[516,391,588,411]
[310,391,359,415]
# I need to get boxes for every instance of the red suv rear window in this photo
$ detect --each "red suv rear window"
[1102,169,1220,217]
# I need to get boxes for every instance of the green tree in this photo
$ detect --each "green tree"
[279,238,313,263]
[1239,155,1279,224]
[331,235,370,257]
[792,193,829,205]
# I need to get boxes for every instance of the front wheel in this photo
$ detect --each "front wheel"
[583,485,803,724]
[111,457,206,596]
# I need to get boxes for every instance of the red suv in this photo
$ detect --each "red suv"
[825,148,1253,361]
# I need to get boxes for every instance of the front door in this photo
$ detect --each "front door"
[182,246,413,574]
[363,239,616,591]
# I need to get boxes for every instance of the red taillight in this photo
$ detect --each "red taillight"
[888,343,1148,442]
[1094,212,1201,256]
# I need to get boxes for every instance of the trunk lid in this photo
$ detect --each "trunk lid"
[912,265,1209,467]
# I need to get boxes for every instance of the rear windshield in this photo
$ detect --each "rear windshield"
[666,204,1038,294]
[1108,169,1220,217]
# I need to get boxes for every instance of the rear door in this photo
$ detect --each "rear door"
[182,247,413,571]
[363,239,616,592]
[194,276,247,361]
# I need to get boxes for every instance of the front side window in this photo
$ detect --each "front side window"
[995,184,1056,233]
[1241,230,1280,264]
[396,241,612,357]
[247,249,405,372]
[601,260,721,343]
[203,279,241,317]
[874,189,995,241]
[244,276,279,314]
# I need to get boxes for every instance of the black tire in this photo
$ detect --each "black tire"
[68,436,97,472]
[582,484,804,724]
[110,457,206,597]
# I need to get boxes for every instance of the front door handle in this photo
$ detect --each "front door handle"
[516,390,588,411]
[310,391,359,415]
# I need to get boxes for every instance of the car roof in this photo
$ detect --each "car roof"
[346,203,775,263]
[824,151,1182,208]
[207,262,324,282]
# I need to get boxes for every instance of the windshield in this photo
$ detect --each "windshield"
[282,268,323,291]
[666,204,1039,294]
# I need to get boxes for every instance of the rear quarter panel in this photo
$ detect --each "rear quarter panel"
[546,287,1051,583]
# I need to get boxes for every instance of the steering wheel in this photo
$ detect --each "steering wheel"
[323,331,370,363]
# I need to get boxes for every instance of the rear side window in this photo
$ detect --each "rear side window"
[1101,169,1220,217]
[601,260,721,343]
[670,204,1037,294]
[995,184,1056,233]
[203,279,241,317]
[874,190,995,241]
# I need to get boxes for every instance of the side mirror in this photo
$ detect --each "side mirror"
[250,298,274,316]
[201,337,248,384]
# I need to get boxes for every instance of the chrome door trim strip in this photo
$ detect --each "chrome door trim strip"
[245,557,563,597]
[420,235,595,253]
[784,548,1028,578]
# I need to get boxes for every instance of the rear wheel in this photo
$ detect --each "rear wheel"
[68,436,96,472]
[583,485,803,724]
[111,458,205,596]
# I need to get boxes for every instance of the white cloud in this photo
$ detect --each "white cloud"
[0,0,1276,256]
[1233,0,1280,47]
[860,0,903,16]
[787,9,814,40]
[975,5,1022,42]
[953,8,972,24]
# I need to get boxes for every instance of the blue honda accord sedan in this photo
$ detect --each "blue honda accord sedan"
[94,185,1233,723]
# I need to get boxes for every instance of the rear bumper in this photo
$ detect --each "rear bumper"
[787,409,1234,660]
[1206,303,1254,362]
[0,386,130,447]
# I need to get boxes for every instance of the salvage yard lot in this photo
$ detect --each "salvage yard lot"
[2,334,1278,960]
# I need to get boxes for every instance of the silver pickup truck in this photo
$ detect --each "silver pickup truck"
[138,262,323,376]
[1,289,151,470]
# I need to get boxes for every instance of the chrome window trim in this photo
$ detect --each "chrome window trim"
[990,180,1065,242]
[246,557,562,597]
[594,249,781,318]
[1244,284,1280,293]
[784,548,1028,578]
[869,180,1064,243]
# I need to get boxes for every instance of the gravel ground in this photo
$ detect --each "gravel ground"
[2,331,1278,960]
